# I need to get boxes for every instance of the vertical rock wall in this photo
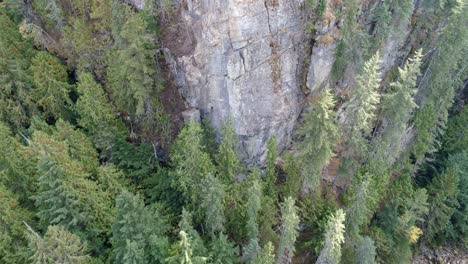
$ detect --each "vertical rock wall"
[162,0,307,164]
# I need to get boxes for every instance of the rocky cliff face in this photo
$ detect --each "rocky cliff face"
[161,0,308,165]
[155,0,418,165]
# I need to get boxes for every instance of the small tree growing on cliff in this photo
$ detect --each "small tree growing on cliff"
[216,118,243,184]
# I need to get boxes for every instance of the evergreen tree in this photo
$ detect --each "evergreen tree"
[282,154,302,199]
[258,242,276,264]
[244,175,262,262]
[0,13,35,129]
[76,72,125,156]
[166,231,207,264]
[277,197,300,264]
[216,118,243,184]
[201,173,226,237]
[316,209,346,264]
[107,11,162,129]
[0,184,32,263]
[354,236,376,264]
[26,224,91,264]
[179,209,208,258]
[264,136,278,195]
[209,233,239,264]
[296,87,339,192]
[111,191,169,264]
[378,49,423,162]
[30,51,72,119]
[345,175,372,240]
[171,122,216,215]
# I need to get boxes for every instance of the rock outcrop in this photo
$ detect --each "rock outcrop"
[162,0,307,164]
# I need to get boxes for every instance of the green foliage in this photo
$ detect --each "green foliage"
[316,209,346,264]
[442,107,468,155]
[342,52,381,164]
[201,173,226,236]
[0,184,32,263]
[296,87,339,192]
[26,224,91,264]
[171,122,216,216]
[0,13,35,129]
[244,174,262,262]
[257,242,276,264]
[166,231,207,264]
[282,154,302,199]
[354,236,376,264]
[216,118,243,184]
[111,191,169,263]
[30,51,72,120]
[378,50,423,162]
[209,233,239,264]
[277,197,300,264]
[264,136,278,195]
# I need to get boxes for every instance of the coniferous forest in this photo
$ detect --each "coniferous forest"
[0,0,466,263]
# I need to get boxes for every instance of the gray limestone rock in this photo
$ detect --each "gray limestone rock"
[162,0,307,165]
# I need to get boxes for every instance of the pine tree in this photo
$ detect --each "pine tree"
[345,175,372,240]
[179,209,208,258]
[26,224,91,264]
[201,173,226,236]
[378,49,423,162]
[30,51,72,119]
[296,87,339,192]
[316,209,346,264]
[216,118,243,184]
[282,154,302,199]
[277,197,300,264]
[111,191,169,264]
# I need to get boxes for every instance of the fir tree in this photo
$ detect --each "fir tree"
[26,224,91,264]
[179,209,208,258]
[354,236,376,264]
[0,14,34,129]
[258,242,276,264]
[378,49,423,162]
[171,122,216,215]
[209,233,239,264]
[166,231,207,264]
[277,197,300,264]
[296,87,339,192]
[201,173,226,237]
[30,51,72,119]
[216,118,243,184]
[111,191,169,264]
[264,136,278,195]
[244,175,262,262]
[316,209,346,264]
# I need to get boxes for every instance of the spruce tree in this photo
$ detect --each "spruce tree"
[316,209,346,264]
[277,197,300,264]
[179,209,208,258]
[258,242,276,264]
[216,118,243,184]
[342,52,381,161]
[30,51,72,119]
[111,191,169,264]
[378,49,423,162]
[354,236,376,264]
[171,122,216,215]
[107,11,162,129]
[26,224,91,264]
[166,231,207,264]
[0,14,34,129]
[296,87,338,192]
[264,136,278,195]
[201,173,226,237]
[209,233,239,264]
[244,175,262,262]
